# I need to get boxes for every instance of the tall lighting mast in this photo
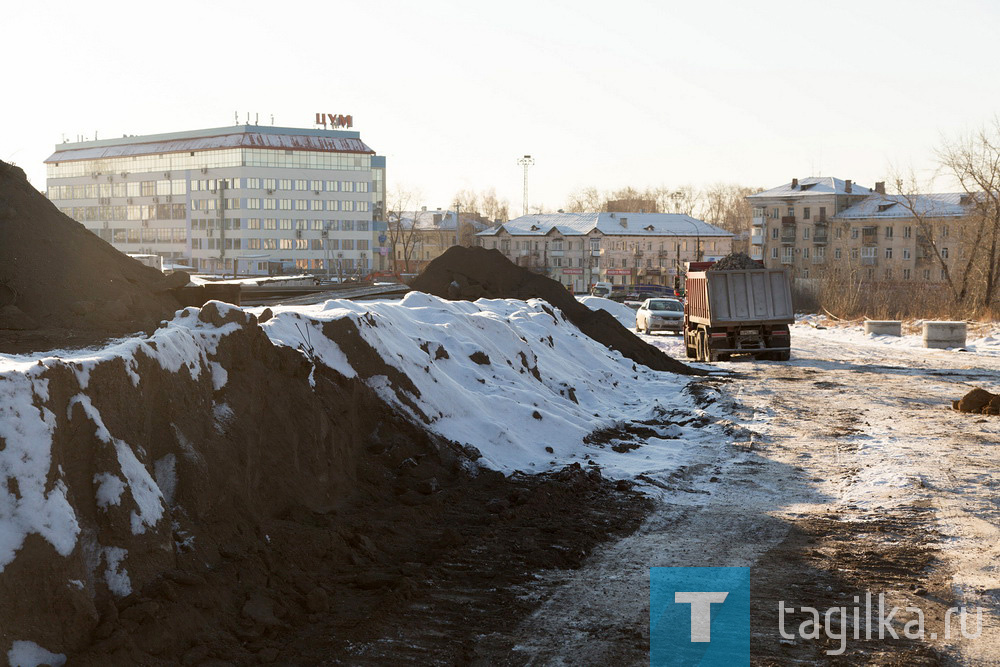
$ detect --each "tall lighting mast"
[517,155,534,216]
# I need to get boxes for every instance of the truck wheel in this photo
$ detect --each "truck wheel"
[774,350,791,361]
[696,331,708,362]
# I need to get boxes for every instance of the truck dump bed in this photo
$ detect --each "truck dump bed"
[686,269,793,326]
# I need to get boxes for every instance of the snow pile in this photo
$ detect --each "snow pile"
[258,292,712,478]
[576,296,638,329]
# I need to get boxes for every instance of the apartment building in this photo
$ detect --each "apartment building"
[45,125,387,276]
[391,209,488,275]
[747,177,968,282]
[477,212,732,292]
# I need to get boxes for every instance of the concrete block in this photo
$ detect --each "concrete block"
[923,321,967,349]
[864,320,902,336]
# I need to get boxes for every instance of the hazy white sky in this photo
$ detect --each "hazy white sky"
[6,0,1000,211]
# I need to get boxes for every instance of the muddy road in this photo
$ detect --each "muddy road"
[465,325,1000,665]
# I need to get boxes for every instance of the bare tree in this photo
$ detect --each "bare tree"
[937,120,1000,309]
[385,186,423,275]
[453,187,510,225]
[565,186,603,212]
[700,183,758,234]
[478,188,510,224]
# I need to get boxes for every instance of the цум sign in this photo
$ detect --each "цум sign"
[315,113,353,129]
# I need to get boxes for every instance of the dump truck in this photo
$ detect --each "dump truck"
[683,260,793,362]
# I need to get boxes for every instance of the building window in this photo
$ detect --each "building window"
[771,247,778,259]
[923,269,931,280]
[885,225,894,238]
[803,227,810,240]
[903,268,911,280]
[772,208,779,219]
[941,247,949,259]
[834,248,842,259]
[803,207,811,220]
[851,227,859,239]
[903,226,912,238]
[885,247,893,259]
[771,228,779,239]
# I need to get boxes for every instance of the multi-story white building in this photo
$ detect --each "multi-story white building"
[477,212,733,292]
[45,125,387,276]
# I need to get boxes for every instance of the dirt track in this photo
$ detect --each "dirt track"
[458,326,1000,665]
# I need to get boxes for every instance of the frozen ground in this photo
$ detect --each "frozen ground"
[473,320,1000,664]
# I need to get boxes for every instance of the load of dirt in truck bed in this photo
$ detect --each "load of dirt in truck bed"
[953,387,1000,414]
[0,160,184,350]
[409,246,700,375]
[708,251,763,271]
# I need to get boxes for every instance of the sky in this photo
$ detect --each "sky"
[6,0,1000,213]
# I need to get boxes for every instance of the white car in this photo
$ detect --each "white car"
[635,298,684,335]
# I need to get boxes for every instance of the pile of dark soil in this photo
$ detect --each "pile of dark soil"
[709,252,763,271]
[953,387,1000,414]
[0,160,185,351]
[410,246,700,375]
[0,303,649,663]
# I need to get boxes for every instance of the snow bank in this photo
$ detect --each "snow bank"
[258,292,711,478]
[577,295,638,329]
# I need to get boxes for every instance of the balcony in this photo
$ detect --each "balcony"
[781,216,796,224]
[861,256,877,266]
[811,255,825,264]
[751,232,764,245]
[861,227,878,246]
[780,254,793,265]
[780,232,796,244]
[549,249,564,257]
[750,247,764,260]
[812,233,828,244]
[590,249,602,257]
[752,216,767,227]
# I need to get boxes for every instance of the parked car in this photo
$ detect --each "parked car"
[624,291,655,309]
[635,298,685,335]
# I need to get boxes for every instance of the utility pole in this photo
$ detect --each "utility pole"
[517,155,534,216]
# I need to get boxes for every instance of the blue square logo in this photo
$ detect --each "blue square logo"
[650,567,750,666]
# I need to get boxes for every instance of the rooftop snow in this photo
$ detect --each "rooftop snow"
[477,212,731,237]
[395,210,490,232]
[747,177,873,199]
[835,193,969,219]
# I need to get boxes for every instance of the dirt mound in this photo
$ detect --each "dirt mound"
[409,246,700,375]
[709,252,763,271]
[0,160,184,349]
[0,304,648,663]
[953,387,1000,414]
